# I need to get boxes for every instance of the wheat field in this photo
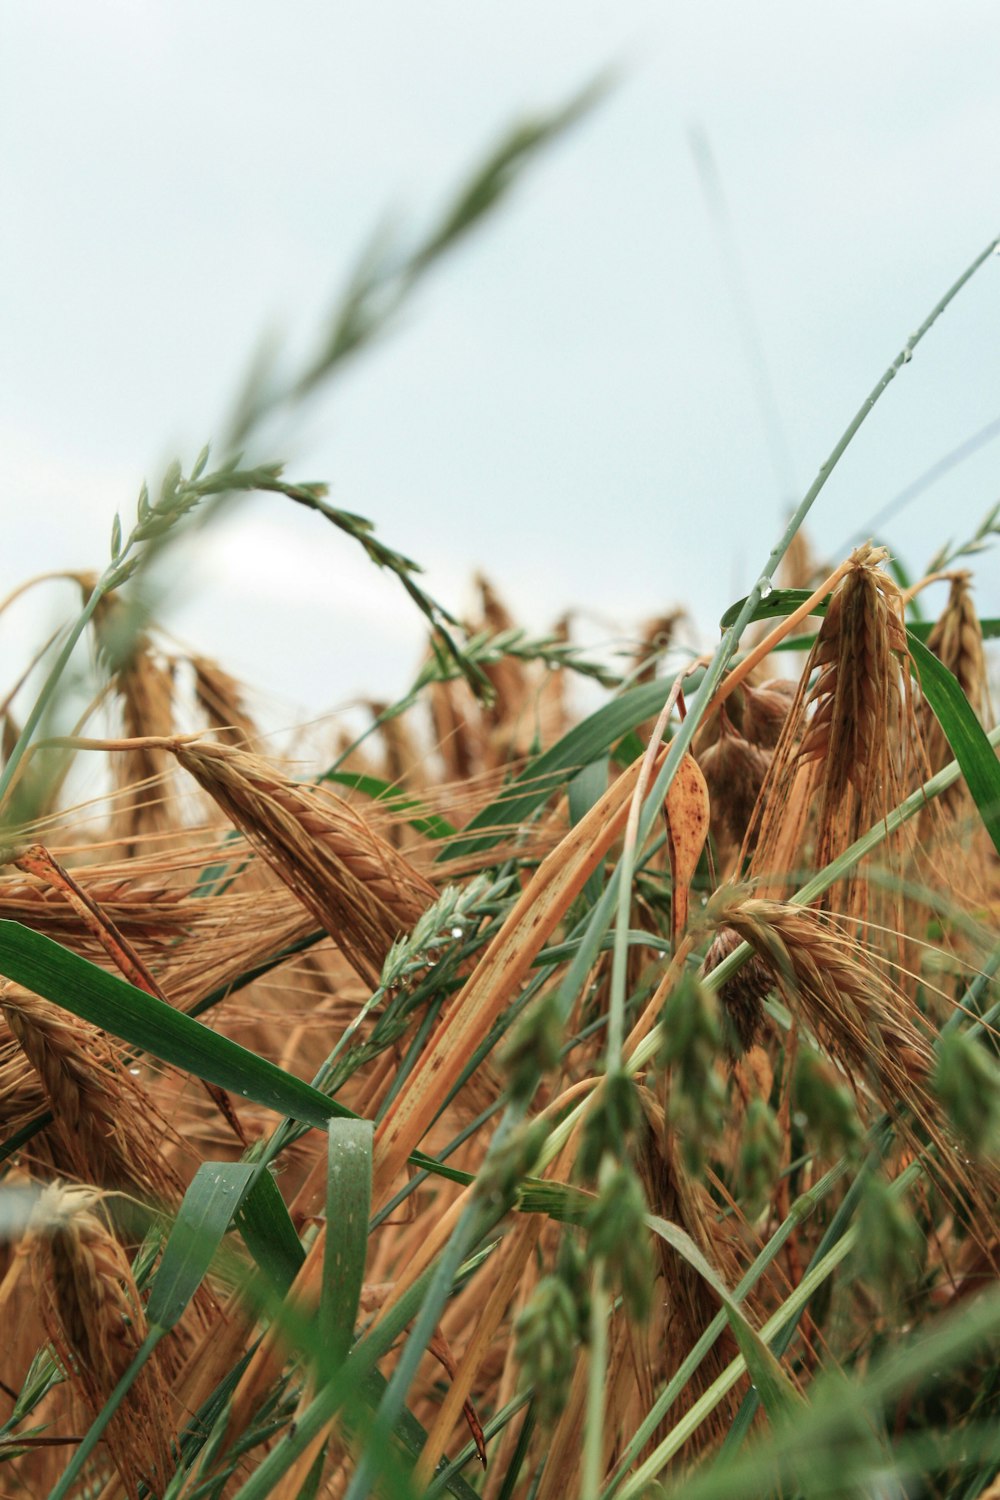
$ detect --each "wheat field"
[1,100,999,1500]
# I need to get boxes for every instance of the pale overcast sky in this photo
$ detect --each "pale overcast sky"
[2,2,999,719]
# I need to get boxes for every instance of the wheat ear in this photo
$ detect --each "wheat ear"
[30,1183,175,1499]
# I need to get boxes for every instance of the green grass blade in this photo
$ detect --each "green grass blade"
[568,758,610,905]
[723,1310,805,1427]
[321,1119,373,1372]
[720,585,1000,642]
[909,632,1000,856]
[0,920,355,1128]
[236,1168,305,1296]
[147,1162,258,1330]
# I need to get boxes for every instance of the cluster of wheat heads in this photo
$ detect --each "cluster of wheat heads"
[0,518,998,1500]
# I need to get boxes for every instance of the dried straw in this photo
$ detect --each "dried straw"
[94,604,178,846]
[190,653,259,747]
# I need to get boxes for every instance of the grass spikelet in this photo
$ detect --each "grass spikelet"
[798,544,908,854]
[428,674,482,781]
[700,926,773,1056]
[169,738,436,984]
[367,698,429,795]
[29,1182,175,1498]
[741,678,797,750]
[1,983,185,1207]
[0,1017,46,1135]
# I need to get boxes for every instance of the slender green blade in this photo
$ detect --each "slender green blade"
[321,1119,373,1372]
[723,1310,805,1427]
[719,586,1000,641]
[147,1162,258,1330]
[568,758,610,905]
[909,632,1000,857]
[236,1168,305,1295]
[0,921,354,1128]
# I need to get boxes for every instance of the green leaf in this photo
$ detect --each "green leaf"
[147,1162,258,1330]
[568,759,610,905]
[236,1168,305,1296]
[719,586,1000,642]
[0,920,355,1128]
[719,587,822,632]
[724,1310,805,1427]
[909,632,1000,858]
[321,1120,373,1372]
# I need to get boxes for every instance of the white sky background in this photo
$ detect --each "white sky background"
[2,1,999,727]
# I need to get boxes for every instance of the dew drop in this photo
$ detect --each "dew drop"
[450,926,464,939]
[901,345,913,364]
[241,1088,249,1096]
[129,1066,141,1076]
[758,580,773,599]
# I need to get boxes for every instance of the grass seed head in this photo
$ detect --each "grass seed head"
[2,984,183,1210]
